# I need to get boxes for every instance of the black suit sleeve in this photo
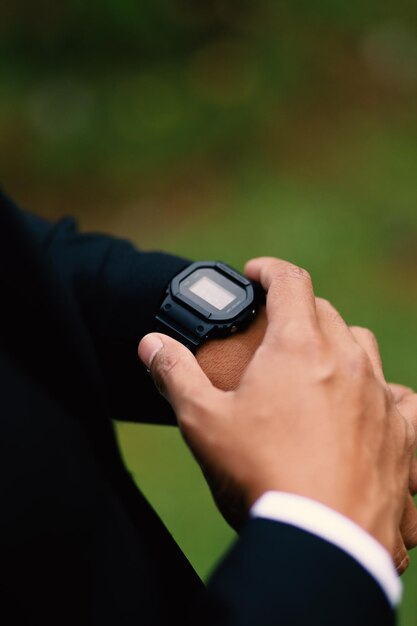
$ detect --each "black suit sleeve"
[20,209,191,424]
[196,518,395,626]
[0,195,396,625]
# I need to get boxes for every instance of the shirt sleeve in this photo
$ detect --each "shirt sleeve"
[250,491,402,608]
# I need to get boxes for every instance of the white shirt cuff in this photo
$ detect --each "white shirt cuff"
[250,491,401,608]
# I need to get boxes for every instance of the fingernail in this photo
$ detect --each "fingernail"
[139,334,164,370]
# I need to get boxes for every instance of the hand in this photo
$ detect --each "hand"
[387,383,417,573]
[196,295,417,569]
[334,326,417,574]
[139,257,415,553]
[196,293,417,567]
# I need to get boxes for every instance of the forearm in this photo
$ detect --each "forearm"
[14,199,265,418]
[17,206,191,423]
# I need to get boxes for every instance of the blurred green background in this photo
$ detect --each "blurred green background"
[2,1,417,622]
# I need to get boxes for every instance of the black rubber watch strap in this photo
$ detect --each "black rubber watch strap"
[155,311,202,352]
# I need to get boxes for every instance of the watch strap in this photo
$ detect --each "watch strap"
[155,296,213,352]
[155,312,201,352]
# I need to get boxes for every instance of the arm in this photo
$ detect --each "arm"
[18,201,267,423]
[18,207,190,424]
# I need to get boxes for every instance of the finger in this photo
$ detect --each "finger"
[388,383,415,404]
[138,333,221,416]
[410,459,417,496]
[400,493,417,551]
[244,257,318,343]
[389,392,417,494]
[396,392,417,437]
[350,326,385,384]
[315,297,352,341]
[393,531,410,575]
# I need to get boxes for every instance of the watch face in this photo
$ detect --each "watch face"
[189,275,236,311]
[179,267,247,317]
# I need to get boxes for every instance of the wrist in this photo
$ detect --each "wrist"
[196,306,266,390]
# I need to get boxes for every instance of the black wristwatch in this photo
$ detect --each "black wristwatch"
[155,261,265,353]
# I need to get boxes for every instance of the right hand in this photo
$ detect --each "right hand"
[387,384,417,573]
[138,257,415,553]
[193,296,417,570]
[341,328,417,573]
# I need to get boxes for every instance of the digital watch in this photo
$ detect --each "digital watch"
[155,261,265,353]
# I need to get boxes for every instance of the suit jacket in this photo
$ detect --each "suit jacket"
[0,191,395,625]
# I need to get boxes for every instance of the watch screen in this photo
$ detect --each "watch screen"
[189,276,236,310]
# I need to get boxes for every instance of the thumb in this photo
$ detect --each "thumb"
[138,333,216,415]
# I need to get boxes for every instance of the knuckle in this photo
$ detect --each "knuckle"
[316,297,332,310]
[267,261,312,285]
[284,264,312,283]
[399,394,417,425]
[316,298,342,323]
[352,326,378,346]
[279,321,321,352]
[347,345,373,378]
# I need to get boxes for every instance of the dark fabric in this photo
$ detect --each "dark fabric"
[0,190,395,624]
[199,519,395,626]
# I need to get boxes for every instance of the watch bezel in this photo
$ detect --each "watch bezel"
[170,261,256,322]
